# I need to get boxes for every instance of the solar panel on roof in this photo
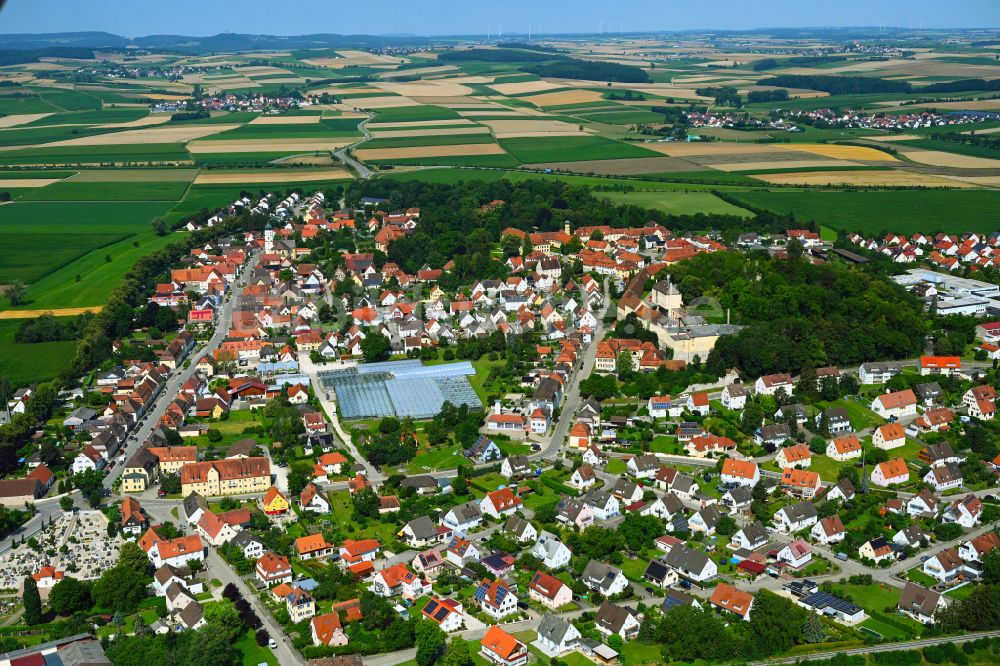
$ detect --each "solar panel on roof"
[801,591,861,615]
[424,599,439,615]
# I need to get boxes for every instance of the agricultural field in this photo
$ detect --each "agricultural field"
[725,190,1000,234]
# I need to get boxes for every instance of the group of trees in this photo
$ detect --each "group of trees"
[365,416,418,467]
[645,589,814,662]
[929,130,1000,153]
[14,311,95,344]
[663,250,926,377]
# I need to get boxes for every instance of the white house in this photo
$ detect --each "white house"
[777,540,812,569]
[870,390,917,419]
[811,515,846,545]
[530,531,572,570]
[826,435,862,462]
[536,615,582,656]
[730,521,768,551]
[721,384,747,410]
[924,463,963,492]
[720,459,759,487]
[872,423,906,450]
[773,501,818,533]
[871,458,909,487]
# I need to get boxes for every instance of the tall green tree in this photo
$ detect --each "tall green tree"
[415,618,446,666]
[22,576,42,625]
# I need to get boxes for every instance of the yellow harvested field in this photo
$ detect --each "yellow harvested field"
[193,168,350,184]
[96,115,171,129]
[753,169,975,188]
[306,50,405,68]
[488,80,563,95]
[903,150,1000,169]
[410,96,488,106]
[248,115,320,125]
[866,134,920,141]
[341,95,417,108]
[714,159,859,172]
[524,89,606,107]
[68,169,196,182]
[0,178,62,187]
[370,127,490,139]
[234,66,290,76]
[923,99,1000,111]
[18,124,239,148]
[141,93,190,101]
[0,113,52,128]
[376,65,458,79]
[642,142,788,157]
[782,143,898,161]
[481,119,588,138]
[0,307,101,319]
[938,174,1000,186]
[356,143,506,160]
[368,119,476,128]
[187,138,353,153]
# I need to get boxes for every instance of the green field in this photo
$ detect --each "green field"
[211,123,361,140]
[0,143,191,165]
[0,320,77,386]
[0,201,175,310]
[368,105,462,123]
[499,135,662,163]
[598,190,754,217]
[727,189,1000,234]
[20,180,191,202]
[363,133,496,149]
[22,108,149,126]
[373,153,520,167]
[0,233,128,283]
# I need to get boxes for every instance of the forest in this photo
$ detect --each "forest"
[522,58,651,83]
[760,74,912,95]
[663,249,927,376]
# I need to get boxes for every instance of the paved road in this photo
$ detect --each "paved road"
[205,548,303,665]
[333,113,374,179]
[0,491,82,554]
[105,252,259,489]
[750,630,1000,665]
[531,280,611,462]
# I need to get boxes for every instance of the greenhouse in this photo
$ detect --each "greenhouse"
[319,360,481,419]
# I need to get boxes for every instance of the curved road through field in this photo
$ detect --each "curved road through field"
[333,112,374,180]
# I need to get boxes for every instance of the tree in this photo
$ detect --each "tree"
[150,217,168,236]
[657,605,737,662]
[803,612,825,643]
[184,627,240,666]
[361,332,392,363]
[442,636,474,666]
[91,565,149,614]
[255,628,270,647]
[715,515,738,536]
[617,351,635,380]
[4,280,27,306]
[119,541,150,574]
[618,513,664,551]
[983,551,1000,585]
[747,589,808,656]
[23,576,42,625]
[204,599,243,642]
[740,401,764,435]
[60,496,74,512]
[415,618,446,666]
[48,576,92,616]
[809,436,826,455]
[352,486,381,520]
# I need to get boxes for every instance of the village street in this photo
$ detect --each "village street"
[104,251,261,491]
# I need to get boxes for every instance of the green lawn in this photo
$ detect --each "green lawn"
[0,317,78,385]
[605,459,627,474]
[597,190,752,217]
[619,641,663,666]
[905,567,939,587]
[234,627,277,666]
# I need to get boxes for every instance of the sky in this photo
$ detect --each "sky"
[1,0,998,36]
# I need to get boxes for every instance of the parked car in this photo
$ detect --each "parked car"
[157,490,168,498]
